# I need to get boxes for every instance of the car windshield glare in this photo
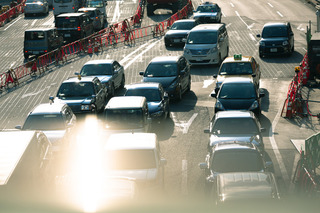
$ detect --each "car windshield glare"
[219,62,253,75]
[197,5,218,12]
[171,22,194,30]
[80,64,112,76]
[56,18,79,28]
[105,150,156,170]
[187,32,217,44]
[23,114,65,130]
[211,150,263,172]
[86,0,104,7]
[262,26,288,38]
[212,118,259,134]
[218,83,256,99]
[126,89,161,102]
[145,63,177,77]
[57,82,95,98]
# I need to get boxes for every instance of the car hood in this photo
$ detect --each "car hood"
[43,130,66,144]
[194,12,218,18]
[165,30,190,36]
[106,168,158,181]
[95,75,112,84]
[218,98,255,110]
[147,101,162,113]
[143,76,177,89]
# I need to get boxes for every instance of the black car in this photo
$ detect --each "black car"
[164,19,199,47]
[139,56,191,101]
[55,76,107,114]
[193,2,222,24]
[257,22,294,57]
[211,77,265,115]
[204,110,265,152]
[79,59,125,97]
[124,82,170,123]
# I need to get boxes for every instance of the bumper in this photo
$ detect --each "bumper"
[184,53,219,65]
[259,45,290,56]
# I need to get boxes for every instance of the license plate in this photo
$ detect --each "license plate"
[173,39,180,43]
[270,48,277,52]
[33,51,39,54]
[196,58,202,61]
[65,34,71,37]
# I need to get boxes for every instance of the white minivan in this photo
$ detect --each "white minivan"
[53,0,80,17]
[183,23,229,65]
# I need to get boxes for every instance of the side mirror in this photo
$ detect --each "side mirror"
[210,92,217,98]
[213,74,217,78]
[204,129,210,134]
[139,71,144,76]
[256,34,261,38]
[74,72,80,76]
[199,163,207,170]
[15,125,22,130]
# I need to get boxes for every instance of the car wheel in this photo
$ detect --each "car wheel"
[120,75,125,88]
[166,108,170,119]
[176,87,182,101]
[259,52,263,58]
[186,79,191,92]
[165,42,170,48]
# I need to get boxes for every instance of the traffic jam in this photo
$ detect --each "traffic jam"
[0,0,319,212]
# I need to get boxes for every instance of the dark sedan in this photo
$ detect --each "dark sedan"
[164,19,199,47]
[211,77,265,116]
[124,82,170,123]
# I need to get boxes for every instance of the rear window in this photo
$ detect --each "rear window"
[25,31,45,40]
[218,83,256,99]
[55,17,79,28]
[23,114,65,130]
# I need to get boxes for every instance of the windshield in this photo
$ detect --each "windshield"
[105,109,144,129]
[80,64,112,76]
[218,83,256,99]
[171,22,195,30]
[212,118,259,134]
[125,89,161,102]
[145,63,177,77]
[262,26,288,38]
[57,82,95,99]
[55,17,79,28]
[105,150,156,170]
[219,62,253,75]
[187,32,217,44]
[23,114,65,130]
[211,150,263,172]
[86,0,104,8]
[196,5,218,13]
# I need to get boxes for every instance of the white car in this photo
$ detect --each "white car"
[24,0,49,16]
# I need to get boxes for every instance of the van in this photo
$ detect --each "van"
[53,0,80,17]
[24,28,63,59]
[104,96,152,133]
[55,13,94,43]
[183,23,229,65]
[0,130,52,196]
[85,0,107,22]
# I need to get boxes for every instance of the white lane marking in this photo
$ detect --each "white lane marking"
[203,79,214,88]
[111,0,121,23]
[290,153,300,193]
[297,24,305,31]
[269,106,290,189]
[247,23,255,29]
[222,11,226,17]
[42,16,55,26]
[230,3,234,7]
[277,11,283,17]
[31,19,37,27]
[235,11,250,30]
[226,23,232,28]
[4,16,22,30]
[181,160,188,195]
[120,40,153,64]
[173,113,198,134]
[249,33,256,41]
[123,39,161,69]
[10,62,16,68]
[268,3,274,8]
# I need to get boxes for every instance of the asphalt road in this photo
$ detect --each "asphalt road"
[0,0,319,211]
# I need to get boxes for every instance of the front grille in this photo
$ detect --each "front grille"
[190,49,210,55]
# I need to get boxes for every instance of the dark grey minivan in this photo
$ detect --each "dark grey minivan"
[24,28,63,59]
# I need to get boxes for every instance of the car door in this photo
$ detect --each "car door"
[178,57,188,91]
[251,58,260,87]
[287,23,294,48]
[93,80,105,110]
[112,61,122,88]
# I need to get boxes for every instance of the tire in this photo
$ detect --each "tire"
[120,75,125,89]
[166,107,170,119]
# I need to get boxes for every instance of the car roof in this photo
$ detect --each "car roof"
[263,22,288,27]
[105,96,147,109]
[105,133,157,150]
[30,103,67,115]
[222,55,253,63]
[222,77,254,84]
[78,7,97,11]
[25,28,55,32]
[173,19,197,24]
[83,59,115,65]
[63,76,97,83]
[191,23,224,31]
[214,110,255,119]
[125,82,161,90]
[213,141,257,151]
[150,56,181,64]
[57,13,85,17]
[199,1,218,6]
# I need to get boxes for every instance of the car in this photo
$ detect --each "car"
[24,0,49,17]
[124,82,170,123]
[257,22,294,57]
[15,100,77,152]
[183,23,229,65]
[164,19,199,47]
[103,133,167,191]
[139,56,191,101]
[55,13,94,43]
[211,77,265,115]
[204,110,265,152]
[199,141,273,191]
[193,2,222,24]
[213,54,261,93]
[79,59,125,98]
[78,7,105,31]
[55,76,107,114]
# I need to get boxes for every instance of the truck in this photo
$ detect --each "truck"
[146,0,180,16]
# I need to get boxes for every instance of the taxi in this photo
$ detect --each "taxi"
[213,54,260,93]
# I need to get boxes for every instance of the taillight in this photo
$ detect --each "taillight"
[53,7,55,10]
[72,6,75,9]
[44,50,47,53]
[96,17,98,20]
[77,27,81,31]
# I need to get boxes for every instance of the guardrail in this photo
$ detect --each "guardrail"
[0,0,25,27]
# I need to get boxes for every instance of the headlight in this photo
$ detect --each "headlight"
[260,41,265,47]
[282,40,289,46]
[215,100,225,110]
[249,100,259,110]
[210,47,218,54]
[184,48,190,54]
[81,105,91,111]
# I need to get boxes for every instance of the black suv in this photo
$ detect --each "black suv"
[257,22,294,57]
[55,13,94,43]
[139,56,191,101]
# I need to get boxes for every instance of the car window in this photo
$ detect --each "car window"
[126,89,161,102]
[171,22,195,30]
[211,150,263,172]
[187,31,217,44]
[25,31,45,40]
[196,5,218,12]
[219,62,253,75]
[56,17,79,28]
[23,114,65,130]
[145,63,178,77]
[57,82,95,98]
[80,64,112,75]
[218,83,256,99]
[212,118,259,134]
